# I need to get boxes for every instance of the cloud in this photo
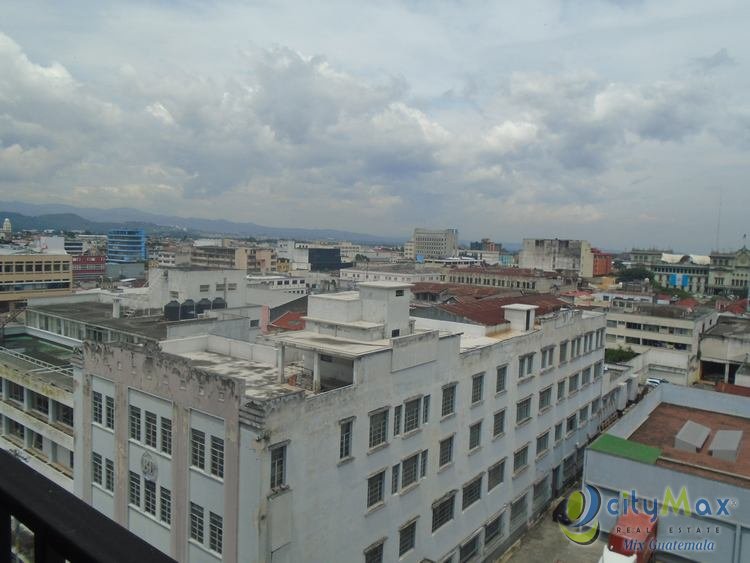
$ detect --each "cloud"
[691,48,737,74]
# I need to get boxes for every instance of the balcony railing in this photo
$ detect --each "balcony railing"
[0,449,175,563]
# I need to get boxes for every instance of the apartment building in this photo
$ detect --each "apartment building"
[0,334,75,490]
[405,228,459,260]
[445,267,576,293]
[518,239,594,278]
[73,281,614,562]
[0,248,73,311]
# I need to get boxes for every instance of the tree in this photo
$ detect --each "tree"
[605,347,638,364]
[616,268,653,283]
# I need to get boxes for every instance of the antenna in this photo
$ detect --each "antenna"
[715,189,722,252]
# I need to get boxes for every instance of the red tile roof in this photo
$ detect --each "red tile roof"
[437,294,569,326]
[446,266,561,279]
[674,298,700,311]
[269,311,306,331]
[410,282,512,300]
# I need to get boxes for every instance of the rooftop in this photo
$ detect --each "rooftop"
[0,334,74,392]
[447,266,563,278]
[272,330,393,359]
[628,402,750,487]
[434,294,569,326]
[704,316,750,339]
[609,303,713,320]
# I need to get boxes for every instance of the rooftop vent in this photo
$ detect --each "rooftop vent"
[708,430,743,462]
[674,420,710,453]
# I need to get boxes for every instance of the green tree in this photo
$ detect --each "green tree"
[605,347,639,363]
[616,268,653,283]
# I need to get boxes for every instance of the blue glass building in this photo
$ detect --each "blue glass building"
[107,229,147,263]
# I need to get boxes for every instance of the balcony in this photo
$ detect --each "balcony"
[0,449,175,562]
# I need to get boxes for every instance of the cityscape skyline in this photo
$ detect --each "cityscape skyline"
[1,1,749,251]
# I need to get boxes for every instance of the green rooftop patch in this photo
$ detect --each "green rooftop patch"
[590,434,661,465]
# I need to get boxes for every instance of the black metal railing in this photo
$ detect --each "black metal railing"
[0,449,176,563]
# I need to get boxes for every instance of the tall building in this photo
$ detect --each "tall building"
[73,281,614,562]
[107,229,147,263]
[407,228,459,260]
[0,248,73,311]
[2,218,12,241]
[518,239,594,278]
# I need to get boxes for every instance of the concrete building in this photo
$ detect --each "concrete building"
[107,229,147,264]
[73,281,616,562]
[707,246,750,296]
[584,384,750,563]
[699,316,750,384]
[591,248,613,277]
[445,267,576,293]
[406,228,459,260]
[148,267,250,311]
[629,248,673,266]
[72,254,107,281]
[276,241,343,271]
[247,275,308,296]
[518,239,594,278]
[2,218,11,241]
[190,244,249,271]
[0,333,76,490]
[0,247,73,311]
[605,304,718,383]
[341,265,446,285]
[651,253,710,295]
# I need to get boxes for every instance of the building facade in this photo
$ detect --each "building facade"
[107,229,147,264]
[72,255,107,281]
[445,267,576,293]
[707,247,750,296]
[0,249,73,311]
[407,228,459,260]
[341,266,446,285]
[73,281,615,562]
[518,239,594,278]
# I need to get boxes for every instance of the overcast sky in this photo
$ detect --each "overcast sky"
[1,1,749,251]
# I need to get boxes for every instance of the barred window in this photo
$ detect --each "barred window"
[145,411,157,448]
[211,436,224,478]
[105,396,115,429]
[367,470,385,508]
[432,493,455,531]
[401,453,419,488]
[129,405,141,441]
[513,446,528,473]
[404,398,421,433]
[496,365,507,393]
[392,464,400,494]
[441,384,456,417]
[493,410,505,437]
[369,410,388,448]
[191,428,206,469]
[469,421,482,450]
[471,373,484,404]
[144,480,157,515]
[420,449,428,478]
[460,534,479,563]
[129,471,141,506]
[516,397,532,424]
[92,452,102,485]
[161,418,172,455]
[462,475,482,509]
[399,520,416,556]
[190,502,204,543]
[209,512,223,554]
[539,386,552,410]
[92,392,103,424]
[393,405,402,436]
[364,542,384,563]
[105,458,114,491]
[160,487,171,524]
[423,395,431,423]
[488,459,505,490]
[485,513,504,544]
[536,431,550,455]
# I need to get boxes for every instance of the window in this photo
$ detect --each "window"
[365,542,384,563]
[420,450,428,478]
[539,386,552,410]
[402,453,420,488]
[105,458,114,491]
[462,476,482,509]
[190,502,204,543]
[471,373,484,404]
[423,395,430,423]
[129,471,140,506]
[92,392,103,424]
[493,410,505,438]
[404,398,421,432]
[58,404,73,427]
[191,429,206,469]
[396,289,405,297]
[8,381,24,403]
[209,512,223,554]
[270,444,287,489]
[459,535,479,563]
[594,362,603,379]
[441,384,456,417]
[160,487,171,524]
[566,414,577,434]
[581,367,591,386]
[485,513,504,544]
[369,410,388,448]
[211,436,224,478]
[518,353,534,378]
[439,436,454,467]
[557,380,566,401]
[579,405,589,424]
[161,418,172,455]
[105,396,114,429]
[392,464,400,494]
[541,346,555,369]
[393,405,402,436]
[496,365,507,393]
[31,431,43,451]
[555,422,563,442]
[432,493,455,531]
[367,470,385,508]
[129,406,142,441]
[145,411,157,448]
[399,521,416,556]
[340,419,353,459]
[516,397,532,424]
[92,452,102,485]
[592,398,601,415]
[144,480,157,515]
[488,459,505,490]
[568,373,579,394]
[513,446,528,473]
[199,284,209,292]
[469,421,482,451]
[536,431,550,456]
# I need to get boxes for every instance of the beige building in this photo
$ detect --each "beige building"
[0,249,73,311]
[406,228,459,260]
[708,246,750,295]
[190,245,249,270]
[518,239,595,278]
[446,267,576,293]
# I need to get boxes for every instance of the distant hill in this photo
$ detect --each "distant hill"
[0,201,406,244]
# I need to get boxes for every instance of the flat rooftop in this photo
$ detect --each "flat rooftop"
[610,304,713,320]
[0,334,74,392]
[628,402,750,488]
[704,317,750,339]
[273,331,393,358]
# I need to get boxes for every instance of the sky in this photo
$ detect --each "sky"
[1,0,749,252]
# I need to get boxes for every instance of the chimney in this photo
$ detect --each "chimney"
[501,304,538,332]
[113,298,121,319]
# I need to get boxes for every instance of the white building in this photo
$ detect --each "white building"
[518,239,595,278]
[246,275,308,296]
[341,266,445,285]
[73,282,617,562]
[406,229,459,260]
